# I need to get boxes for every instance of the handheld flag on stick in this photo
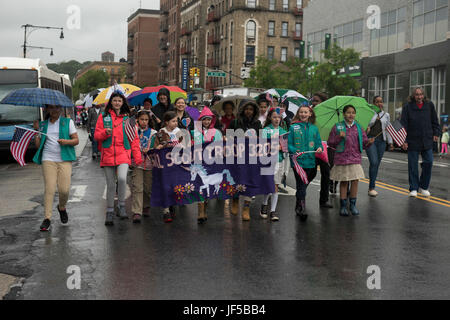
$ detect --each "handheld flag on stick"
[291,152,311,184]
[386,120,407,147]
[125,118,137,143]
[10,127,37,166]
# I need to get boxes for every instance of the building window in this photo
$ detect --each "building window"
[412,0,448,47]
[282,0,288,11]
[334,18,364,53]
[269,0,275,11]
[246,45,255,64]
[370,7,406,56]
[268,21,275,36]
[294,48,300,58]
[296,0,303,8]
[410,68,446,116]
[368,74,403,120]
[307,30,326,62]
[281,22,288,37]
[295,23,302,37]
[230,21,234,40]
[268,46,275,60]
[281,47,287,62]
[247,0,256,8]
[246,20,256,39]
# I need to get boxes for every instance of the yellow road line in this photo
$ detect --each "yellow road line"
[359,179,450,208]
[361,178,450,204]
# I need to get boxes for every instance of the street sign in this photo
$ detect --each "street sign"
[207,71,226,77]
[182,59,189,90]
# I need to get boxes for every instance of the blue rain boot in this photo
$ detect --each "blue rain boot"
[349,198,360,216]
[339,199,349,216]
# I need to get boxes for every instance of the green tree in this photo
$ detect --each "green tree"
[242,44,361,98]
[243,56,283,88]
[47,60,91,84]
[73,69,109,100]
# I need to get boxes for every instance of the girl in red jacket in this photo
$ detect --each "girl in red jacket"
[95,92,142,226]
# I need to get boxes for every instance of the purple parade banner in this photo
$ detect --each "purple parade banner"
[148,138,277,208]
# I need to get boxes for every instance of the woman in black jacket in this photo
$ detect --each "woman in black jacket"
[400,87,440,197]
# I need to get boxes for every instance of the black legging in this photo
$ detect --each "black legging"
[310,158,330,204]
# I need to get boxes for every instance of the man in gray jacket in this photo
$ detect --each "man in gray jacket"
[87,103,103,159]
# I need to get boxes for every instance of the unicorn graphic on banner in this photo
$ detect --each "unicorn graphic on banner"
[182,164,235,198]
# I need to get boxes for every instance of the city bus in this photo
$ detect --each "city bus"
[0,57,73,150]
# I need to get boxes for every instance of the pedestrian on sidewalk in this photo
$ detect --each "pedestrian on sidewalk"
[153,111,186,223]
[400,87,441,197]
[81,108,88,128]
[309,92,334,208]
[288,105,323,222]
[228,99,262,221]
[190,107,223,224]
[130,110,157,223]
[261,108,288,222]
[33,105,79,231]
[441,126,449,156]
[94,92,142,226]
[366,96,394,197]
[327,105,374,217]
[87,103,103,160]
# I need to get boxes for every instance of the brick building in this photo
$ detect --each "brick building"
[127,9,161,87]
[176,0,307,93]
[75,53,127,86]
[159,0,182,85]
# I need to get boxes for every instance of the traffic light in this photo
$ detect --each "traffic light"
[189,80,194,89]
[189,68,194,77]
[299,40,305,59]
[193,67,200,77]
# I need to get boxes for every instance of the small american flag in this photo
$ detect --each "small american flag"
[10,127,37,166]
[291,152,309,184]
[124,118,137,143]
[279,133,289,153]
[386,120,407,147]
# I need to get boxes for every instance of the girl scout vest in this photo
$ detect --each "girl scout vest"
[102,112,131,150]
[336,121,363,153]
[33,117,76,164]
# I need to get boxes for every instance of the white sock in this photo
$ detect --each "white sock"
[263,194,271,205]
[271,193,279,212]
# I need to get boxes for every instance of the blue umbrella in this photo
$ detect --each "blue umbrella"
[0,88,74,108]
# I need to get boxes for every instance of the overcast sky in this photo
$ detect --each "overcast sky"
[0,0,160,64]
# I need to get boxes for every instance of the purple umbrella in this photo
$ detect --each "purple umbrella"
[185,106,200,121]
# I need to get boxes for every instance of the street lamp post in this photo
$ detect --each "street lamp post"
[22,24,64,58]
[22,45,54,57]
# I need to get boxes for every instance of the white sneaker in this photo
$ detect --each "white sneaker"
[418,188,431,197]
[368,189,378,197]
[409,190,418,197]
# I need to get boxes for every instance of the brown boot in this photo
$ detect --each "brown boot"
[242,201,251,221]
[231,198,239,215]
[198,202,207,224]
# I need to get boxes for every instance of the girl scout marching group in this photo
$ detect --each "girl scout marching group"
[31,87,440,232]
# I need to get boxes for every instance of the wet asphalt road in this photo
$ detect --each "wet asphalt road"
[1,144,450,300]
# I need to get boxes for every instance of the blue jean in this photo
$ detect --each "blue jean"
[293,168,315,201]
[366,138,386,190]
[407,149,433,191]
[90,128,98,155]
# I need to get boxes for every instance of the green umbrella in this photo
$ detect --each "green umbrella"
[314,96,376,141]
[369,104,381,113]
